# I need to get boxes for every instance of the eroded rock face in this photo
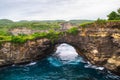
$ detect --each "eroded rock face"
[0,22,120,75]
[60,27,120,75]
[10,27,49,36]
[0,38,54,66]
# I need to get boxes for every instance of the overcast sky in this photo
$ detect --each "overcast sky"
[0,0,120,21]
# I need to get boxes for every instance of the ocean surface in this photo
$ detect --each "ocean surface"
[0,43,120,80]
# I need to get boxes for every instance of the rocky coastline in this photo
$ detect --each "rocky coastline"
[0,22,120,75]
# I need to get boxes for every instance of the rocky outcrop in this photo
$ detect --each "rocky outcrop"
[0,38,53,66]
[0,22,120,75]
[9,27,48,36]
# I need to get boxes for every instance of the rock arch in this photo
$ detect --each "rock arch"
[0,26,120,75]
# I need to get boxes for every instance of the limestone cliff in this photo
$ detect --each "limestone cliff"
[0,39,53,66]
[0,21,120,75]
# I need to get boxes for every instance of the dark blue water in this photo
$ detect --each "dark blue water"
[0,43,120,80]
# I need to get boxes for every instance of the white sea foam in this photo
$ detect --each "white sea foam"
[84,62,104,70]
[48,43,85,67]
[27,62,37,66]
[55,43,80,63]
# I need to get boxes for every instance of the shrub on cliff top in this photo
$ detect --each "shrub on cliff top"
[67,27,79,35]
[95,18,107,24]
[32,32,47,38]
[45,30,60,40]
[11,36,27,43]
[80,22,93,28]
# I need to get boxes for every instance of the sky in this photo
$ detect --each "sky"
[0,0,120,21]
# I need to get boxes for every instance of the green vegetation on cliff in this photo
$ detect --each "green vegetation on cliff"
[9,30,62,43]
[0,16,120,44]
[0,19,93,43]
[0,20,62,43]
[67,27,79,35]
[80,19,120,28]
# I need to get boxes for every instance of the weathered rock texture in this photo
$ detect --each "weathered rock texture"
[0,22,120,75]
[0,39,53,66]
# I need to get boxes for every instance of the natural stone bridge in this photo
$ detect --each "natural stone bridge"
[0,22,120,75]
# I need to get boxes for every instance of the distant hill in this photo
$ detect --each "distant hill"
[0,19,14,25]
[0,19,94,26]
[68,20,94,25]
[18,20,66,23]
[18,20,30,23]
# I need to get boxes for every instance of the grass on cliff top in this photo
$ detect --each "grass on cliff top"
[0,20,62,44]
[0,30,62,43]
[0,19,79,44]
[80,19,120,28]
[67,27,79,35]
[0,27,79,44]
[0,21,61,36]
[0,20,120,44]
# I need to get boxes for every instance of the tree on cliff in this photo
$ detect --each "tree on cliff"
[107,8,120,20]
[117,8,120,14]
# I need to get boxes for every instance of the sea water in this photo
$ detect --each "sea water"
[0,43,120,80]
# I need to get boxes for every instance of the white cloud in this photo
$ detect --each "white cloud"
[0,0,120,21]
